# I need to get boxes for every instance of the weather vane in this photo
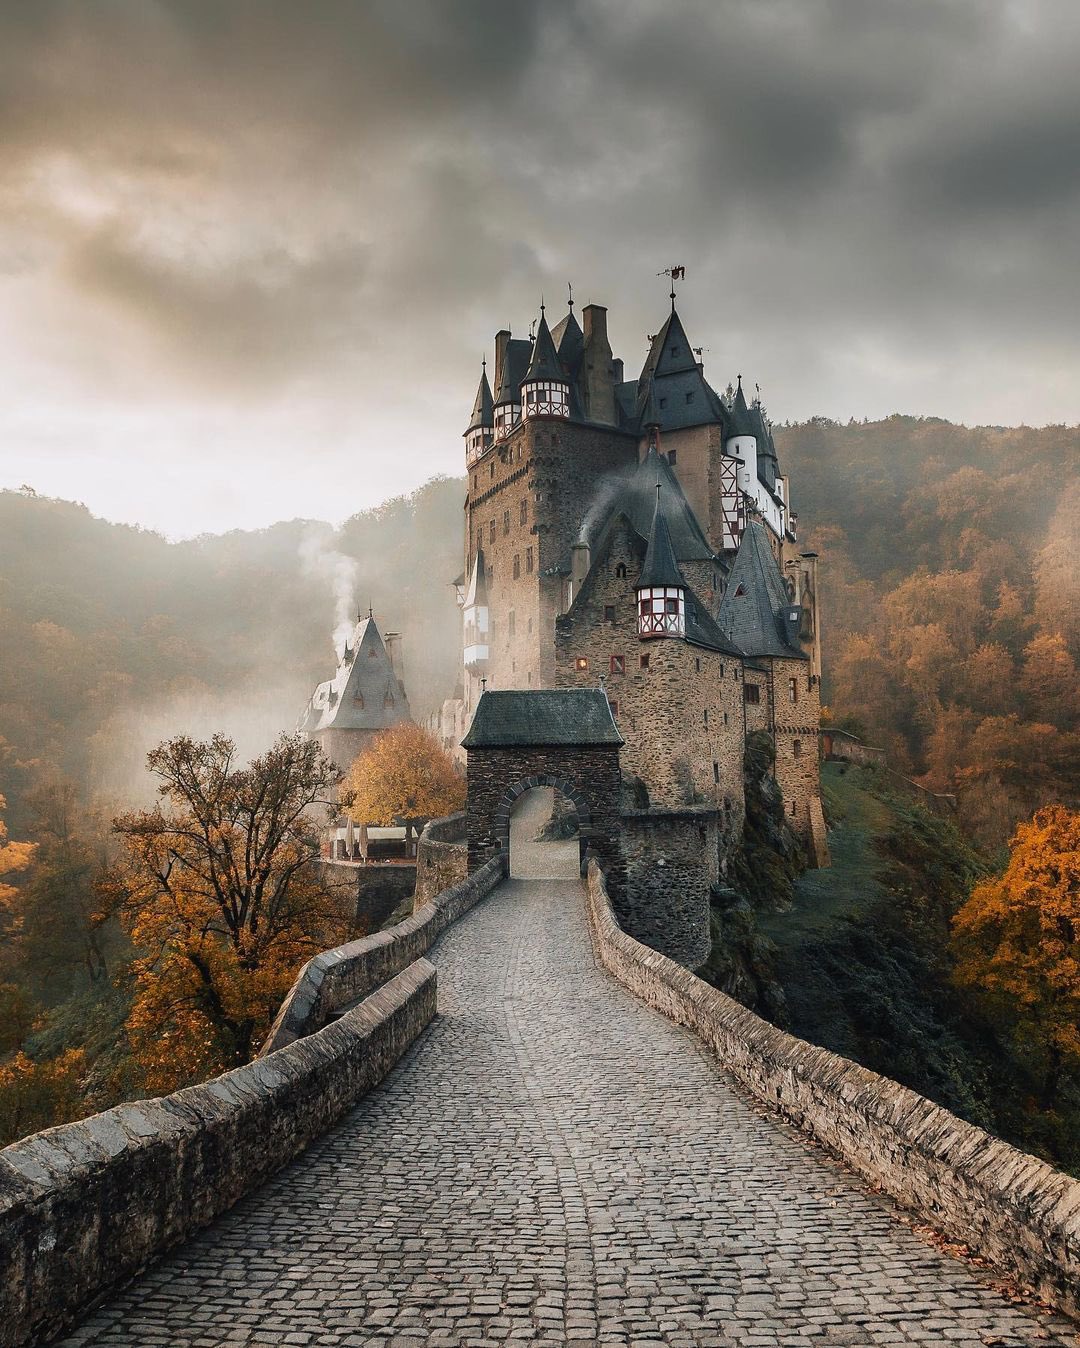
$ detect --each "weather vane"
[657,264,686,310]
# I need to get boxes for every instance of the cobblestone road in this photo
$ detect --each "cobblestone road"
[55,836,1076,1346]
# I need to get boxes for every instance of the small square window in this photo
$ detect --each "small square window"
[640,653,650,670]
[610,654,624,675]
[576,656,589,671]
[744,683,760,704]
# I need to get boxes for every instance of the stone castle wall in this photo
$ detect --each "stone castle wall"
[554,518,745,827]
[583,858,1080,1322]
[413,812,469,908]
[771,655,822,845]
[619,809,716,968]
[315,859,417,934]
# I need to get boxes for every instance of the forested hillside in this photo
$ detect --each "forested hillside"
[778,417,1079,851]
[0,478,465,834]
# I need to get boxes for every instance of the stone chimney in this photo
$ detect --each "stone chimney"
[384,633,404,682]
[492,329,511,403]
[582,304,616,425]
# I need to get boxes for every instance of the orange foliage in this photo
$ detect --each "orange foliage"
[0,1048,86,1146]
[344,722,465,828]
[107,732,351,1091]
[0,792,36,910]
[952,806,1080,1102]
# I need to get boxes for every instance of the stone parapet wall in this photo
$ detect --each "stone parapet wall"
[619,809,715,969]
[413,812,469,908]
[261,855,504,1054]
[0,960,437,1348]
[315,859,418,931]
[583,858,1080,1319]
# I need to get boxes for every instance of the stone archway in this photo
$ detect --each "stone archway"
[499,775,589,878]
[462,689,626,897]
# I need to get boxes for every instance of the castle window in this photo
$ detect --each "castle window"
[713,762,720,784]
[490,463,495,478]
[724,711,729,726]
[788,678,799,704]
[668,450,677,466]
[703,709,708,727]
[791,801,797,817]
[609,699,619,717]
[640,653,650,670]
[503,509,511,535]
[526,547,533,573]
[509,611,516,637]
[744,684,760,704]
[575,656,588,672]
[695,657,700,672]
[610,654,624,675]
[489,520,496,543]
[735,583,746,597]
[616,563,628,579]
[719,663,725,678]
[604,605,616,623]
[520,500,527,525]
[664,596,679,615]
[659,398,667,409]
[513,555,520,579]
[793,739,802,758]
[685,392,694,404]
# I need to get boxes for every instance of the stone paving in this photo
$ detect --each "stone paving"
[53,824,1076,1346]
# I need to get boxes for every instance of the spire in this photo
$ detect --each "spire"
[729,376,754,437]
[640,377,661,432]
[465,361,494,433]
[637,487,684,590]
[523,309,563,384]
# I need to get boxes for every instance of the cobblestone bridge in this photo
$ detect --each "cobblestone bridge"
[56,810,1074,1347]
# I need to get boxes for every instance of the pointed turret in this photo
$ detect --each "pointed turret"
[729,376,754,437]
[464,361,494,465]
[521,307,571,421]
[717,521,806,660]
[636,488,686,639]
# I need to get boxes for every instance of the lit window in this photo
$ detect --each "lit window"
[576,656,589,671]
[610,654,624,675]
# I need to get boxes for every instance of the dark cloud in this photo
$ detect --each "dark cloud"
[0,0,1077,535]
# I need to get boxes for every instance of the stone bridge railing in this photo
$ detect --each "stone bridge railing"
[412,811,469,908]
[584,856,1080,1320]
[0,855,505,1348]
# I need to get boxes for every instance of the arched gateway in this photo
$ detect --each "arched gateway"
[462,688,626,895]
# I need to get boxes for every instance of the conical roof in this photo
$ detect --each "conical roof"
[729,378,754,437]
[465,366,493,433]
[523,311,565,384]
[637,489,684,589]
[639,308,699,382]
[586,446,715,563]
[300,614,413,733]
[717,521,806,660]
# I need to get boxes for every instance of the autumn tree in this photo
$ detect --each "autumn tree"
[106,732,351,1091]
[344,723,465,840]
[0,791,36,909]
[952,806,1080,1108]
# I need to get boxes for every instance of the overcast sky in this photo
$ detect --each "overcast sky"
[2,0,1078,538]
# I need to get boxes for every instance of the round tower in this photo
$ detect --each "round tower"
[521,306,570,421]
[464,359,494,466]
[636,488,686,639]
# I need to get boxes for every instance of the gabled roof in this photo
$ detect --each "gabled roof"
[523,311,565,385]
[585,446,716,563]
[493,338,532,406]
[717,522,806,660]
[465,366,493,433]
[637,491,683,589]
[300,615,413,733]
[462,688,623,749]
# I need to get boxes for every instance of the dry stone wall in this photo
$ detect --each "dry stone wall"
[0,960,437,1348]
[583,857,1080,1320]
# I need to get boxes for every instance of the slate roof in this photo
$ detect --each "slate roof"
[462,688,623,748]
[729,379,754,437]
[585,447,716,563]
[628,307,731,436]
[524,312,564,384]
[637,492,683,589]
[550,309,583,375]
[684,589,744,657]
[717,522,806,660]
[466,366,493,432]
[300,615,413,732]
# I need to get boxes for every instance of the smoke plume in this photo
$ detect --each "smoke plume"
[298,526,358,656]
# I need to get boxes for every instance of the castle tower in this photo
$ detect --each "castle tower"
[492,329,523,441]
[636,490,686,639]
[464,361,494,467]
[520,308,570,421]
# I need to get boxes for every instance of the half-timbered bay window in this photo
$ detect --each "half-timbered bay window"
[637,586,685,638]
[494,403,520,440]
[521,381,570,419]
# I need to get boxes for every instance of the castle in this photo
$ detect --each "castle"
[438,287,828,965]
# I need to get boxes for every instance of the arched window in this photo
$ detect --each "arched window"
[616,563,628,579]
